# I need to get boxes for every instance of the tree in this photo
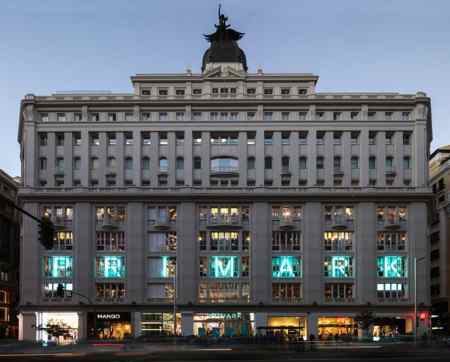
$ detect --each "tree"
[354,310,376,338]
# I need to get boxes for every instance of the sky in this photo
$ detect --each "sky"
[1,0,449,177]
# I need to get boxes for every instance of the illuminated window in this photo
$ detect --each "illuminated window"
[208,256,240,278]
[272,256,302,278]
[148,206,177,224]
[149,256,176,278]
[323,232,353,251]
[376,206,407,226]
[272,283,302,302]
[376,232,407,251]
[43,282,73,298]
[211,158,239,172]
[147,284,174,301]
[324,283,354,302]
[198,282,249,303]
[272,231,301,251]
[149,232,177,252]
[377,256,407,278]
[53,231,73,250]
[96,283,125,300]
[210,231,239,251]
[96,206,126,224]
[376,283,408,300]
[43,256,73,278]
[95,256,125,278]
[324,205,354,226]
[96,231,125,251]
[323,256,353,278]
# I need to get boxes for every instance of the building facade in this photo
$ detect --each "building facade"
[17,12,432,341]
[0,169,20,338]
[429,147,450,333]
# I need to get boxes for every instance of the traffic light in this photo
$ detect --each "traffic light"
[38,217,55,250]
[420,312,427,321]
[56,283,65,298]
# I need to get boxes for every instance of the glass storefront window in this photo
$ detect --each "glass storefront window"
[272,283,302,302]
[272,256,302,278]
[318,317,356,339]
[95,256,125,278]
[377,256,407,277]
[37,312,79,344]
[208,256,240,278]
[323,256,353,278]
[43,256,73,278]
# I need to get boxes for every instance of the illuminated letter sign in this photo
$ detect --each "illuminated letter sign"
[378,256,406,277]
[272,256,301,278]
[331,256,351,278]
[209,256,239,278]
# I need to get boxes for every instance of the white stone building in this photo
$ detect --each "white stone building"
[17,12,432,341]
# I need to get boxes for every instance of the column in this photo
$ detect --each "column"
[238,131,247,187]
[324,131,333,187]
[127,203,145,303]
[98,132,107,187]
[307,128,317,186]
[413,120,427,187]
[376,132,386,187]
[133,312,142,338]
[81,129,89,186]
[133,130,142,187]
[21,203,40,305]
[74,203,94,302]
[356,203,377,304]
[47,132,56,187]
[303,202,322,304]
[342,131,351,186]
[116,132,125,186]
[150,132,159,186]
[360,129,369,187]
[184,129,193,186]
[64,132,73,187]
[393,131,404,187]
[290,131,300,186]
[77,312,87,341]
[255,129,265,187]
[201,132,210,187]
[177,202,197,304]
[251,202,271,304]
[18,312,37,341]
[307,313,318,339]
[254,313,268,335]
[181,312,194,336]
[272,132,282,187]
[23,115,37,187]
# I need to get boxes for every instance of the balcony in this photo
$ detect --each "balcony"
[333,168,344,177]
[152,217,172,230]
[51,216,72,230]
[206,214,242,229]
[100,214,119,230]
[384,218,401,230]
[331,216,350,230]
[279,216,296,229]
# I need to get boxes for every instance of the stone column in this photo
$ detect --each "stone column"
[64,132,73,187]
[376,132,386,187]
[150,132,159,186]
[255,129,265,187]
[22,105,37,187]
[127,203,145,303]
[47,132,56,187]
[184,130,193,186]
[272,132,282,187]
[98,132,107,187]
[201,132,210,187]
[81,129,90,186]
[360,129,369,187]
[307,127,317,186]
[77,311,87,341]
[116,132,125,186]
[133,312,142,338]
[251,202,271,304]
[18,312,36,341]
[254,313,267,335]
[238,132,248,187]
[168,132,176,187]
[133,130,142,187]
[181,312,194,336]
[307,313,318,339]
[413,120,427,187]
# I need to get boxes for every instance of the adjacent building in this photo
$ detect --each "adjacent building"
[0,169,20,338]
[17,11,432,341]
[429,146,450,333]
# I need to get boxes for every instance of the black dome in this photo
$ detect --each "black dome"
[201,8,247,72]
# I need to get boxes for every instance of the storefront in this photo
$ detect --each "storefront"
[36,312,79,344]
[317,317,356,339]
[265,316,306,339]
[141,312,181,336]
[193,312,253,337]
[87,312,131,340]
[372,317,413,337]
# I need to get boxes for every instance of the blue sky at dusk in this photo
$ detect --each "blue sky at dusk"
[1,0,449,176]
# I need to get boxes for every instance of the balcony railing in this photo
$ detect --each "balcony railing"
[210,166,239,176]
[207,214,242,229]
[330,216,352,230]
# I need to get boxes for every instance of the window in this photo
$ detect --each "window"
[316,156,324,169]
[90,132,100,146]
[272,231,302,251]
[57,113,66,122]
[298,88,307,95]
[142,132,151,145]
[316,131,325,144]
[107,132,116,145]
[125,112,133,121]
[198,282,249,303]
[175,89,185,96]
[194,157,202,170]
[56,133,64,146]
[247,157,255,170]
[73,112,82,122]
[298,131,308,145]
[264,88,273,95]
[73,132,81,146]
[403,156,411,170]
[41,113,49,122]
[377,232,407,251]
[273,283,302,302]
[91,113,100,122]
[176,157,184,170]
[210,232,239,251]
[324,205,354,226]
[281,131,290,144]
[324,256,353,278]
[263,112,273,121]
[148,206,176,224]
[299,157,307,169]
[385,111,393,120]
[265,157,272,170]
[96,283,125,300]
[281,112,290,121]
[324,283,354,302]
[149,232,177,252]
[207,256,240,278]
[369,156,376,170]
[107,156,116,168]
[158,89,168,96]
[333,132,342,144]
[125,157,133,170]
[39,157,47,170]
[159,112,168,121]
[193,88,202,95]
[39,133,48,146]
[264,132,273,145]
[385,156,394,169]
[73,157,81,170]
[351,156,359,169]
[44,283,73,299]
[246,88,256,95]
[323,232,353,251]
[272,256,301,278]
[90,157,99,170]
[159,132,168,145]
[376,283,407,300]
[385,131,394,145]
[281,88,290,95]
[403,132,411,145]
[141,112,151,121]
[401,112,410,120]
[142,157,150,170]
[96,256,125,278]
[107,113,117,122]
[125,132,133,145]
[369,131,377,145]
[159,158,168,172]
[333,112,341,121]
[333,156,341,171]
[299,112,307,121]
[351,131,360,144]
[211,158,239,172]
[96,206,126,224]
[53,231,73,250]
[350,111,359,120]
[368,111,376,120]
[377,256,407,278]
[149,256,176,278]
[43,256,73,278]
[96,231,125,251]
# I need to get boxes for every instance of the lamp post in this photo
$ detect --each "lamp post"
[414,256,425,343]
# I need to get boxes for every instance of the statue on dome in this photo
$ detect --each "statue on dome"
[204,4,244,43]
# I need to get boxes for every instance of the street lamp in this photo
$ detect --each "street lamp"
[414,256,426,343]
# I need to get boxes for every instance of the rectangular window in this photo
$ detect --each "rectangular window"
[385,131,394,145]
[198,282,249,303]
[210,231,239,251]
[272,256,302,278]
[95,256,125,278]
[149,256,176,278]
[403,156,411,169]
[377,256,407,277]
[263,112,273,121]
[324,283,354,302]
[96,231,125,251]
[272,283,302,302]
[43,282,73,299]
[376,283,408,300]
[323,232,353,251]
[149,232,177,252]
[53,231,73,250]
[403,132,411,145]
[208,256,240,278]
[316,156,324,169]
[377,232,407,251]
[96,283,125,300]
[43,256,73,278]
[57,113,66,122]
[323,256,353,278]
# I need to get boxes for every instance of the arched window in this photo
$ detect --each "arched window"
[159,157,168,172]
[176,157,184,170]
[142,157,150,170]
[210,157,239,172]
